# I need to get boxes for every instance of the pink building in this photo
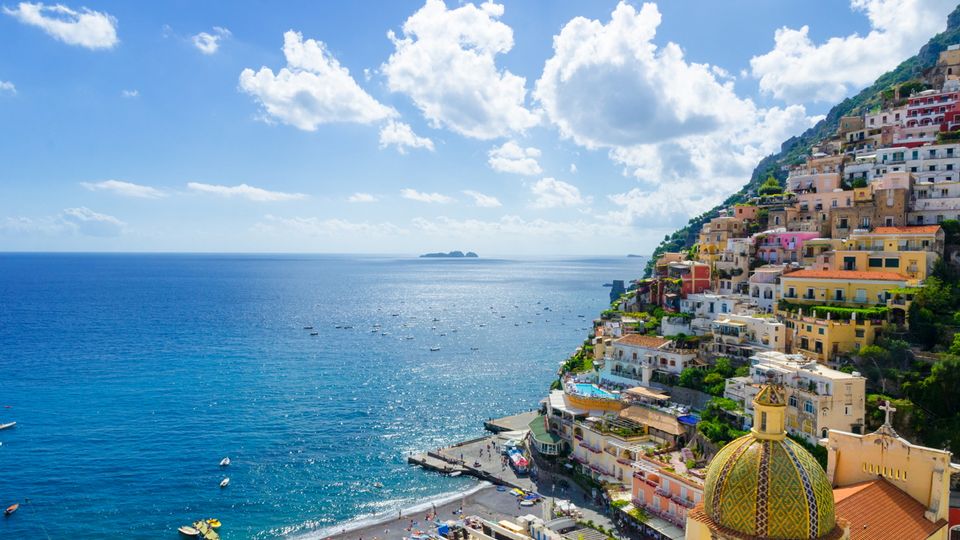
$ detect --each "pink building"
[754,230,820,264]
[631,454,704,529]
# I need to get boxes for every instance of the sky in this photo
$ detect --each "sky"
[0,0,957,255]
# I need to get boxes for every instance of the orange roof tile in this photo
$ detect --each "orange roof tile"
[782,269,908,281]
[834,479,947,540]
[869,225,942,235]
[614,334,670,348]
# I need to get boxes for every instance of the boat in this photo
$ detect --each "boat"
[219,478,230,488]
[206,518,222,529]
[219,457,230,467]
[372,482,384,488]
[430,347,441,352]
[193,520,220,540]
[303,326,313,330]
[4,504,18,516]
[310,332,319,336]
[470,347,479,351]
[519,500,534,507]
[0,422,15,430]
[178,525,200,537]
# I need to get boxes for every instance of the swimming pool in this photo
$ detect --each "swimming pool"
[572,383,617,400]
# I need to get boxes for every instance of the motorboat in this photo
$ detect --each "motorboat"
[220,478,230,488]
[193,520,220,540]
[310,332,319,336]
[0,422,15,430]
[429,347,441,352]
[206,518,222,529]
[303,326,313,330]
[372,482,384,488]
[219,457,230,467]
[178,525,200,537]
[4,504,18,516]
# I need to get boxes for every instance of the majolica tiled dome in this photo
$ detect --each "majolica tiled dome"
[702,421,837,539]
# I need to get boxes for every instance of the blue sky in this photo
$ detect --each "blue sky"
[0,0,955,254]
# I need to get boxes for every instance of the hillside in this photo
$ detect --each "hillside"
[644,5,960,275]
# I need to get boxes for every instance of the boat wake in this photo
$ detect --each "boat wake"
[288,481,491,539]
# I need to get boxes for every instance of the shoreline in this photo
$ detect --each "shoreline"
[294,481,493,540]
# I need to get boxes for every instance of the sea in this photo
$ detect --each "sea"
[0,253,644,539]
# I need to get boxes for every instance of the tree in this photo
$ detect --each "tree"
[851,177,868,188]
[758,176,783,196]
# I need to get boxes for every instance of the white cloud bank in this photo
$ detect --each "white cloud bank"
[750,0,956,103]
[81,179,164,199]
[0,81,15,95]
[382,0,539,139]
[400,188,454,203]
[348,192,378,203]
[120,89,138,98]
[3,2,118,49]
[530,178,589,209]
[192,26,231,55]
[378,120,435,153]
[462,190,502,208]
[239,30,396,130]
[534,2,817,225]
[487,141,542,175]
[60,207,124,236]
[187,182,306,202]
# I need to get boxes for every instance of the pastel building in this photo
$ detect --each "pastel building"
[723,351,866,444]
[707,313,787,361]
[599,334,700,387]
[910,180,960,224]
[754,229,820,264]
[780,308,887,363]
[632,453,705,531]
[748,265,787,313]
[780,269,908,307]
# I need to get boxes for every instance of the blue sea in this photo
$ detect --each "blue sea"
[0,254,643,539]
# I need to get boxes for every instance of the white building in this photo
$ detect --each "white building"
[679,292,750,335]
[723,351,866,445]
[877,143,960,184]
[707,313,787,361]
[599,334,700,387]
[747,265,787,313]
[909,179,960,224]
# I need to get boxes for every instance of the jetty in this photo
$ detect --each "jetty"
[408,411,540,492]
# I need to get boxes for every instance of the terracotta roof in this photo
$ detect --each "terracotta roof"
[834,479,947,540]
[619,405,684,436]
[869,225,942,235]
[782,269,908,281]
[614,334,670,348]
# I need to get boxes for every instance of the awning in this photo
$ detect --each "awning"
[625,387,670,401]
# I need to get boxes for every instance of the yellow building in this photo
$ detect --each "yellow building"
[827,249,937,284]
[825,402,960,540]
[780,269,908,306]
[780,309,886,363]
[697,216,746,264]
[845,225,945,255]
[685,385,849,539]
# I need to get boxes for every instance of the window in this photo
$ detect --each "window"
[912,150,919,159]
[929,165,936,172]
[804,400,815,414]
[818,327,824,335]
[760,411,768,431]
[948,164,954,171]
[855,288,867,303]
[789,395,798,407]
[860,217,871,228]
[885,258,900,268]
[869,258,883,267]
[844,405,852,416]
[855,329,865,338]
[834,289,845,301]
[839,217,848,229]
[806,288,815,300]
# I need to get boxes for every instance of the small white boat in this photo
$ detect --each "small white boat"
[219,457,230,467]
[178,525,200,537]
[373,482,384,488]
[220,478,230,488]
[0,422,15,430]
[520,500,534,507]
[430,347,441,352]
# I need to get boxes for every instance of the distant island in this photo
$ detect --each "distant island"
[627,254,645,258]
[419,251,479,258]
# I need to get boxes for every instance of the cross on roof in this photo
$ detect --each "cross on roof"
[879,400,897,426]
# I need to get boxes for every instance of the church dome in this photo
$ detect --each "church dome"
[701,385,837,539]
[703,434,836,539]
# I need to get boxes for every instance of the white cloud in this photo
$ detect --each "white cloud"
[3,2,118,50]
[348,192,378,203]
[253,214,406,237]
[750,0,955,103]
[60,207,124,236]
[187,182,306,202]
[534,2,817,228]
[0,81,15,95]
[382,0,539,139]
[569,163,577,174]
[81,179,164,199]
[121,89,138,98]
[487,140,542,175]
[378,120,435,153]
[239,30,396,130]
[400,188,454,203]
[530,178,589,209]
[462,190,502,208]
[192,26,231,55]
